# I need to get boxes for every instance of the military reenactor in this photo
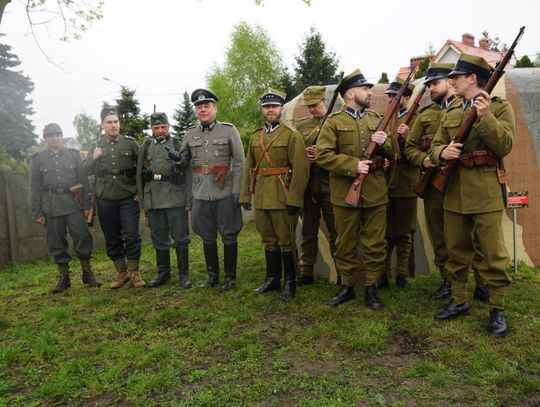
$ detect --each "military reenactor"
[239,88,309,300]
[316,70,393,308]
[404,63,488,301]
[379,76,419,289]
[30,123,101,293]
[136,112,191,289]
[84,107,145,289]
[294,86,337,285]
[430,53,514,336]
[171,89,245,292]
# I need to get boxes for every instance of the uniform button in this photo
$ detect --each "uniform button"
[113,176,116,179]
[112,162,115,165]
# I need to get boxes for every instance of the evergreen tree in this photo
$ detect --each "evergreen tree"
[0,36,36,159]
[515,55,535,68]
[172,91,196,139]
[114,86,149,143]
[278,67,297,102]
[73,112,100,149]
[378,72,389,84]
[293,27,340,92]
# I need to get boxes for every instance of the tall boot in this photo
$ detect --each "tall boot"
[199,242,219,288]
[280,251,297,300]
[52,263,71,293]
[127,259,145,288]
[147,250,171,288]
[432,267,451,300]
[176,245,191,289]
[220,243,237,292]
[365,284,382,310]
[110,258,130,289]
[80,258,101,287]
[254,249,282,294]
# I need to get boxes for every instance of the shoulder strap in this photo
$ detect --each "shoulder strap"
[252,129,282,174]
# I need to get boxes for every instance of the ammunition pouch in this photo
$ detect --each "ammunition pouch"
[369,156,385,171]
[420,134,435,151]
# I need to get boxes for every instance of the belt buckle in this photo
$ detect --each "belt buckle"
[153,174,162,181]
[202,164,209,174]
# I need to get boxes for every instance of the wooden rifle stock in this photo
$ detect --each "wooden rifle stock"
[345,67,416,207]
[86,175,97,226]
[433,26,525,194]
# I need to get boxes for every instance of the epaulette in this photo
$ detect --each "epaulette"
[296,116,310,123]
[366,109,382,118]
[251,127,263,135]
[184,125,197,133]
[124,135,136,140]
[328,111,341,118]
[418,102,436,113]
[220,121,234,127]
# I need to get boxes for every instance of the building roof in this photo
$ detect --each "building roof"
[434,39,510,68]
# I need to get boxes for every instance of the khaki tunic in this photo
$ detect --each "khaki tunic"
[429,97,514,307]
[315,107,393,286]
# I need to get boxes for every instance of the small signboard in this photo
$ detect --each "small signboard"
[507,191,529,209]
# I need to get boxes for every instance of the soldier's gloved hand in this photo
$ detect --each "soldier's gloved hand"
[232,193,240,207]
[165,146,182,162]
[286,205,301,215]
[241,203,252,210]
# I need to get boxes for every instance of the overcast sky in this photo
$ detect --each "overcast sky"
[2,0,538,139]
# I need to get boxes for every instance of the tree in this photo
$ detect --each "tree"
[279,67,297,102]
[378,72,389,84]
[415,56,431,79]
[515,55,535,68]
[293,27,340,92]
[73,112,100,149]
[481,31,507,52]
[0,36,36,158]
[206,22,284,147]
[113,86,149,143]
[172,91,196,140]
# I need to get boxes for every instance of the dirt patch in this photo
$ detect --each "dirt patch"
[390,331,429,355]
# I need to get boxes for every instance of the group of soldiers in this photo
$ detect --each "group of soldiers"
[30,51,514,337]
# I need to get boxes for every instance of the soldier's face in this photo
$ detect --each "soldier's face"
[102,115,120,138]
[151,123,170,140]
[261,104,283,124]
[350,86,372,109]
[450,74,474,97]
[427,79,451,103]
[195,102,217,125]
[44,134,63,150]
[308,100,327,118]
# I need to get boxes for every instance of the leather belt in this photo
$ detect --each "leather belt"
[44,187,69,194]
[193,163,230,174]
[459,150,498,168]
[98,166,136,177]
[258,166,291,175]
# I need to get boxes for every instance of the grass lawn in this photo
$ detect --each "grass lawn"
[1,222,539,406]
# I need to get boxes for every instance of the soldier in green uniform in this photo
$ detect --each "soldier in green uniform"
[136,112,192,289]
[84,108,145,289]
[170,89,245,292]
[316,70,393,308]
[30,123,101,293]
[380,76,419,289]
[404,63,488,301]
[239,88,309,300]
[294,86,337,285]
[430,53,514,336]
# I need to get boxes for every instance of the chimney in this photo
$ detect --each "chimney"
[479,38,489,50]
[461,33,475,47]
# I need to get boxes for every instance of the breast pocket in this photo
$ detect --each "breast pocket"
[271,143,288,160]
[212,138,231,158]
[442,119,461,138]
[119,150,135,167]
[336,125,357,155]
[189,140,203,158]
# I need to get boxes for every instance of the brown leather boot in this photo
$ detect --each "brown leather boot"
[80,258,102,287]
[52,263,71,293]
[110,258,130,289]
[127,259,145,288]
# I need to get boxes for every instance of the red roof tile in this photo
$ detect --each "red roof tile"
[435,39,513,68]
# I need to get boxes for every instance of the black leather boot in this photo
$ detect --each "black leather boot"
[52,263,71,293]
[280,251,296,300]
[473,285,489,303]
[254,250,282,294]
[147,250,171,288]
[327,286,355,306]
[431,278,452,300]
[377,272,390,289]
[396,273,409,289]
[220,243,237,292]
[297,273,314,286]
[434,300,470,320]
[200,242,219,288]
[488,308,508,337]
[365,284,382,309]
[80,258,101,287]
[176,245,191,289]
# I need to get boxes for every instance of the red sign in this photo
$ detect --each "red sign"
[507,192,529,208]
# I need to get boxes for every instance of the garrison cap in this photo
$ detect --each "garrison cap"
[301,86,326,106]
[338,69,373,96]
[425,62,455,84]
[100,107,118,122]
[191,88,219,106]
[447,53,492,82]
[150,112,169,125]
[43,123,63,137]
[385,76,415,97]
[260,88,286,106]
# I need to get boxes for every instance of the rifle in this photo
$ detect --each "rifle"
[345,66,416,207]
[398,84,427,156]
[86,141,101,226]
[433,26,525,194]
